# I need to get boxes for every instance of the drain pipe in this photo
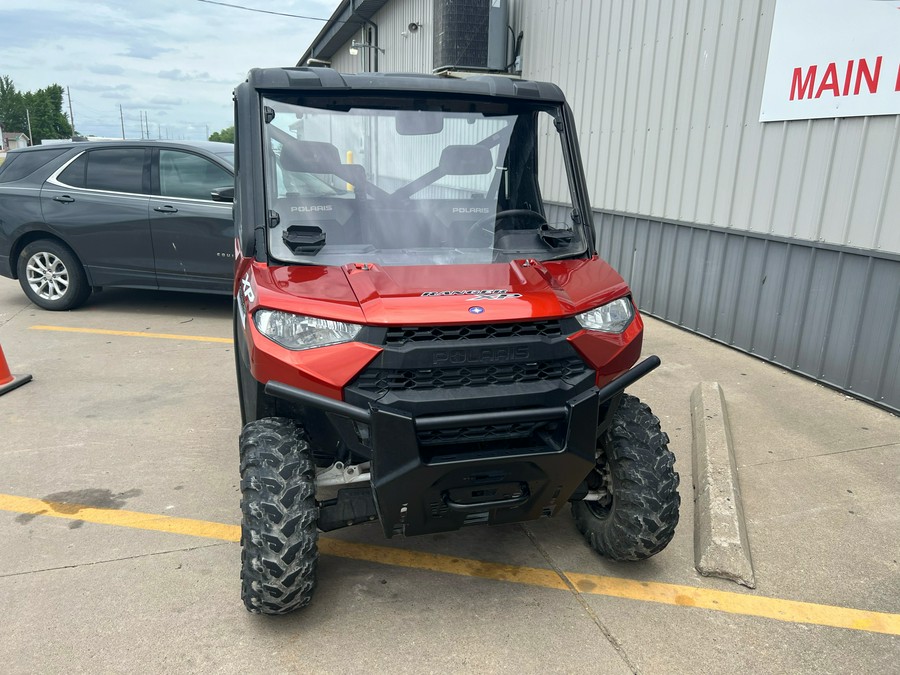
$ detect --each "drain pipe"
[351,0,379,72]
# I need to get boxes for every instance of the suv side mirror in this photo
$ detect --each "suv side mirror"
[211,186,235,202]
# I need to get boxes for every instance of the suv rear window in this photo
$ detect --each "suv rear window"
[0,148,70,183]
[58,148,147,194]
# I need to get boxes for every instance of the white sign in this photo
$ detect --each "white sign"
[760,0,900,122]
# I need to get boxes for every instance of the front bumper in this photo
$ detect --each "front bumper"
[266,356,660,537]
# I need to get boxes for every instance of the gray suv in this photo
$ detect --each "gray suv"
[0,140,235,310]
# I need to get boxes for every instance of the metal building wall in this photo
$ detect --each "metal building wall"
[305,0,899,412]
[514,0,899,412]
[329,0,434,74]
[513,0,900,254]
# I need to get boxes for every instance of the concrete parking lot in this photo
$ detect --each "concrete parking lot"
[0,278,897,674]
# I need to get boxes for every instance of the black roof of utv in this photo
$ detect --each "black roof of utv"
[244,67,567,103]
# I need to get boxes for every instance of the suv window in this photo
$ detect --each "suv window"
[0,148,70,183]
[159,149,232,201]
[84,148,146,193]
[57,153,87,187]
[58,148,146,193]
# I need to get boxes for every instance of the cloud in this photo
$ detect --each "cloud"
[1,0,333,140]
[149,95,185,106]
[78,82,133,93]
[157,69,236,86]
[119,44,174,60]
[158,69,209,81]
[88,63,125,76]
[100,90,132,99]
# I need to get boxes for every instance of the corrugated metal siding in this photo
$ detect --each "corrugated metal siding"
[306,0,900,412]
[591,211,900,413]
[511,0,900,254]
[328,42,358,74]
[331,0,434,74]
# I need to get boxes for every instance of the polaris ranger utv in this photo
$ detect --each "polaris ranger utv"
[232,67,679,615]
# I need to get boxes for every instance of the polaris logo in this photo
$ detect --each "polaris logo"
[452,207,490,214]
[290,205,333,213]
[432,346,529,366]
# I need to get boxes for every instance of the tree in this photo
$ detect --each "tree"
[0,76,26,136]
[24,85,72,142]
[0,75,73,145]
[208,125,234,143]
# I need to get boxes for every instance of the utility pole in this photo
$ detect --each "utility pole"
[25,109,33,145]
[119,105,125,139]
[205,124,210,140]
[157,123,161,140]
[66,86,75,138]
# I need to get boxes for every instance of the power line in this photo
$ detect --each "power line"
[193,0,337,22]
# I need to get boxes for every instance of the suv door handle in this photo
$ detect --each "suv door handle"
[53,195,75,203]
[154,205,178,213]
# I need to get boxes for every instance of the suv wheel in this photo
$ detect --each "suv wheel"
[240,417,319,614]
[572,394,680,561]
[17,239,91,310]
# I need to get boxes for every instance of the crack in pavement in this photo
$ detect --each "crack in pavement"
[519,523,640,675]
[0,542,229,579]
[740,441,900,468]
[0,301,34,330]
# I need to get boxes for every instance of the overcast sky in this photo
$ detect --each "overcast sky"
[1,0,339,140]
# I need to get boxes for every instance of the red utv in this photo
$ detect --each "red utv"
[232,68,679,614]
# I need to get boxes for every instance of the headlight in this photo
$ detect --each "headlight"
[575,297,634,333]
[253,309,362,350]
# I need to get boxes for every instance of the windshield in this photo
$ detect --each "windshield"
[263,95,586,266]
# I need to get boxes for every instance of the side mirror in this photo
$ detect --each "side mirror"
[211,186,235,202]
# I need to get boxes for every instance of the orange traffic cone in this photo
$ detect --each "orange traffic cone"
[0,344,32,396]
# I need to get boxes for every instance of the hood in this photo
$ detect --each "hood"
[252,257,629,325]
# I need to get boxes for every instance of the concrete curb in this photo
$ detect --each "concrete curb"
[690,382,756,588]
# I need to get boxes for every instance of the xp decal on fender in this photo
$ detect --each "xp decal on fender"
[232,67,679,614]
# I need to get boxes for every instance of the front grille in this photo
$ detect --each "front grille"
[384,320,562,345]
[354,357,588,393]
[418,420,556,446]
[344,318,593,422]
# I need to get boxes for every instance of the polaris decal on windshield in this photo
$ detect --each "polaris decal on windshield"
[421,289,522,300]
[290,205,333,213]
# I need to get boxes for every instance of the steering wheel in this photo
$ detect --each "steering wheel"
[466,209,547,240]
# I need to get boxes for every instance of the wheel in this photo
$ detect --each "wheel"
[16,239,91,310]
[572,394,680,561]
[466,208,547,239]
[240,417,319,614]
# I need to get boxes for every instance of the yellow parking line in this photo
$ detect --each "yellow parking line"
[1,492,898,636]
[0,493,239,541]
[29,325,232,344]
